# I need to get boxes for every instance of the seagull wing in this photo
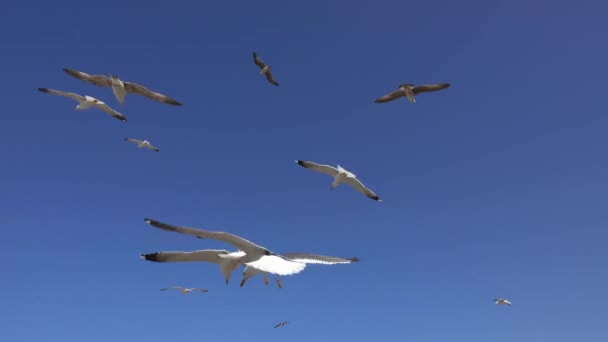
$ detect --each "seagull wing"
[253,52,266,69]
[244,255,306,276]
[283,253,359,265]
[140,249,230,263]
[412,83,451,94]
[125,138,144,145]
[295,160,339,177]
[123,82,182,106]
[144,218,271,256]
[160,286,184,291]
[63,68,112,87]
[343,176,381,201]
[144,143,160,152]
[265,70,279,86]
[191,288,209,293]
[37,88,86,103]
[94,102,127,121]
[273,323,282,328]
[374,89,406,103]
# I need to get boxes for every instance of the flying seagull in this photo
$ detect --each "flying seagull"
[295,160,381,202]
[36,88,127,122]
[141,249,245,285]
[124,138,160,152]
[253,52,279,86]
[63,67,182,106]
[144,218,307,277]
[160,286,208,294]
[240,253,359,288]
[273,321,289,329]
[375,83,450,104]
[494,298,512,306]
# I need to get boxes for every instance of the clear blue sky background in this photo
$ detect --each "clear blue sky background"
[1,0,607,341]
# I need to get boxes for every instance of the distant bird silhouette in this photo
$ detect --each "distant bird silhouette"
[253,52,279,86]
[375,83,450,104]
[494,298,512,306]
[273,321,289,328]
[124,138,160,152]
[160,286,208,294]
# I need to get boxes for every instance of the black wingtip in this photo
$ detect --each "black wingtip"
[144,218,154,224]
[124,137,129,141]
[37,88,49,93]
[371,196,382,202]
[140,252,161,262]
[295,160,305,167]
[350,257,360,263]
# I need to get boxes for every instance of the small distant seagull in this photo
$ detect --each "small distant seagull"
[160,286,208,294]
[240,254,359,288]
[295,160,381,202]
[273,321,289,329]
[124,138,160,152]
[494,298,512,306]
[144,218,307,277]
[63,67,182,106]
[375,83,450,104]
[36,88,127,122]
[253,52,279,86]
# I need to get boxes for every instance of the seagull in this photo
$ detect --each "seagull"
[375,83,450,104]
[240,253,359,288]
[253,52,279,86]
[124,138,160,152]
[144,218,307,277]
[295,160,381,202]
[160,286,208,294]
[63,67,182,106]
[494,298,512,306]
[141,249,246,285]
[36,88,127,122]
[273,321,289,329]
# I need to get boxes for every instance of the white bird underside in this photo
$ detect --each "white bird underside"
[36,88,127,121]
[124,138,160,152]
[244,255,306,276]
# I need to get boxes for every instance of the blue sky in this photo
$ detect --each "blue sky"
[1,0,607,341]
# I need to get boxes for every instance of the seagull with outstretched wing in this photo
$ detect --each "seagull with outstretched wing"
[375,83,450,104]
[240,253,359,288]
[36,88,127,122]
[295,160,381,202]
[253,52,279,86]
[494,298,512,306]
[124,138,160,152]
[160,286,208,294]
[144,218,306,277]
[63,67,182,106]
[273,321,289,329]
[141,249,245,285]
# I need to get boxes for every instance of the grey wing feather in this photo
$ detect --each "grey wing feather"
[265,71,279,86]
[295,160,339,177]
[344,177,381,201]
[374,89,405,103]
[144,218,270,255]
[123,82,182,106]
[140,249,230,263]
[37,88,86,103]
[253,52,266,69]
[412,83,451,94]
[283,253,359,264]
[63,68,112,87]
[125,138,143,145]
[95,103,127,121]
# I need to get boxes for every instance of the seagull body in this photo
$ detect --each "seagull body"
[141,249,245,284]
[295,160,381,202]
[494,298,512,306]
[253,52,279,86]
[124,138,160,152]
[63,68,182,106]
[160,286,208,294]
[375,83,450,104]
[144,218,307,277]
[273,321,289,329]
[240,253,359,288]
[37,88,127,121]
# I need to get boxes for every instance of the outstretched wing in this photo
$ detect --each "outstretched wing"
[295,160,339,177]
[140,249,229,263]
[265,70,279,86]
[344,177,381,201]
[283,253,359,265]
[95,102,127,121]
[144,218,271,256]
[63,68,112,87]
[125,138,144,145]
[253,52,266,69]
[124,82,182,106]
[412,83,450,94]
[160,286,184,291]
[244,255,306,276]
[374,89,405,103]
[37,88,86,103]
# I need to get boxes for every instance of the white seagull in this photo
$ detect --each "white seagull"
[140,249,246,285]
[36,88,127,122]
[494,298,512,306]
[160,286,208,294]
[124,138,160,152]
[63,67,182,106]
[240,253,359,288]
[144,218,307,277]
[295,160,382,202]
[375,83,451,104]
[253,52,279,86]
